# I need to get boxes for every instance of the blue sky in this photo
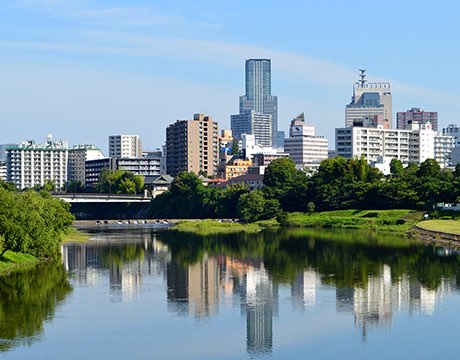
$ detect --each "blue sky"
[1,0,459,153]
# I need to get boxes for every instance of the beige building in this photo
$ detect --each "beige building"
[224,158,252,180]
[166,113,219,177]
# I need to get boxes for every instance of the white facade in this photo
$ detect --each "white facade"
[109,134,142,158]
[0,161,6,181]
[6,136,68,189]
[284,113,328,171]
[434,134,455,168]
[241,134,281,160]
[336,123,451,167]
[68,145,105,185]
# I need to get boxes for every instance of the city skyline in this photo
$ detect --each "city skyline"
[1,1,460,153]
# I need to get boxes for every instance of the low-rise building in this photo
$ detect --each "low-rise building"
[224,157,252,180]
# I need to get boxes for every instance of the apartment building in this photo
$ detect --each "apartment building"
[165,113,219,177]
[6,136,68,189]
[336,123,453,168]
[109,134,142,158]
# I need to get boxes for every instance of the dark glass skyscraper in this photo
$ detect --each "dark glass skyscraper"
[234,59,278,146]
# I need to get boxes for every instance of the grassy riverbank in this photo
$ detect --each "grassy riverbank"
[172,219,276,235]
[415,220,460,235]
[62,227,90,243]
[172,210,424,235]
[285,210,424,232]
[0,251,39,276]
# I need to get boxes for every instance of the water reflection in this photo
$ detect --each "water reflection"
[0,262,71,353]
[62,228,460,356]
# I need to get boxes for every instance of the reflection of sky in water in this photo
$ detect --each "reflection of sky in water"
[6,228,460,359]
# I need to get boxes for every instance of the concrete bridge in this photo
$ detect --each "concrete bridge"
[54,193,152,203]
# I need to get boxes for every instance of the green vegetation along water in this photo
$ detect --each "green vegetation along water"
[3,226,460,359]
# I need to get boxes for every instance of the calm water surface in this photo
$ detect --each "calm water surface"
[2,226,460,359]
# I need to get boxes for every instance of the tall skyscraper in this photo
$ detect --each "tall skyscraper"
[165,113,219,177]
[345,70,392,128]
[232,59,278,146]
[397,108,438,131]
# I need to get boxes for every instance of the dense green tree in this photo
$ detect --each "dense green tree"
[0,189,73,259]
[389,159,404,176]
[237,190,266,223]
[98,169,144,194]
[263,158,310,212]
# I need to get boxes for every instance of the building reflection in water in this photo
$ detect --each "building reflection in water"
[62,235,460,354]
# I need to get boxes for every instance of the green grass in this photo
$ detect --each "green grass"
[286,209,424,232]
[61,227,90,243]
[416,220,460,235]
[0,251,39,275]
[173,219,264,235]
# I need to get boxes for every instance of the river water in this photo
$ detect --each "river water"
[1,226,460,359]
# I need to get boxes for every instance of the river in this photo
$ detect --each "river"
[1,226,460,359]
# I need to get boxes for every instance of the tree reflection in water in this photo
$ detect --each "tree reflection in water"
[0,262,71,353]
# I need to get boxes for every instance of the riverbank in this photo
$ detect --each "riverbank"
[172,219,275,235]
[170,210,423,235]
[284,209,423,232]
[412,220,460,248]
[62,227,91,243]
[0,251,39,276]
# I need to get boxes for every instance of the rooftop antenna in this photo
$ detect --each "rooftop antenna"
[358,69,367,86]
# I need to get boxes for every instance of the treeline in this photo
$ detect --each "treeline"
[150,157,460,222]
[0,181,74,259]
[66,169,145,194]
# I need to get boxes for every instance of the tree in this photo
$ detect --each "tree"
[98,170,144,194]
[230,138,239,155]
[263,158,310,212]
[307,202,315,214]
[417,159,441,178]
[389,159,404,176]
[237,190,266,223]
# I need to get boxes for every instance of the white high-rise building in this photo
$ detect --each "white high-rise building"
[109,135,142,159]
[284,113,328,171]
[336,123,454,171]
[6,135,68,189]
[68,145,105,185]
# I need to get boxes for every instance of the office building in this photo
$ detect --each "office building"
[68,145,105,185]
[6,135,68,189]
[232,59,278,146]
[284,113,328,171]
[397,108,438,132]
[109,134,142,159]
[231,111,272,147]
[165,113,219,177]
[345,70,392,128]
